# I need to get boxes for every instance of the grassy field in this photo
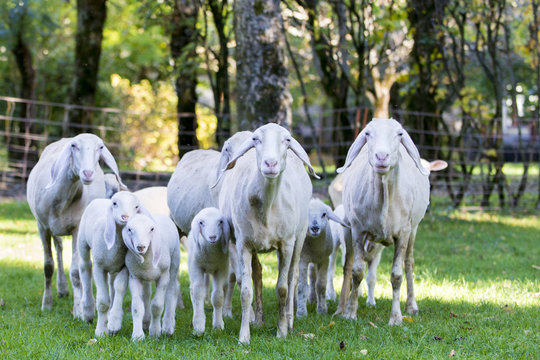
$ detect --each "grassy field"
[0,201,538,359]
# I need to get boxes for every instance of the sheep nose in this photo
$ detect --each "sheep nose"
[310,225,320,233]
[264,159,278,168]
[136,245,145,252]
[82,170,94,179]
[375,152,389,161]
[209,235,217,242]
[121,215,129,221]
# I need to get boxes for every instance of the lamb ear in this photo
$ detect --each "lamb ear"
[137,204,154,222]
[151,227,162,268]
[190,217,202,251]
[212,137,255,188]
[100,145,127,190]
[104,203,116,250]
[336,130,367,174]
[327,208,350,229]
[287,137,320,179]
[122,226,144,264]
[400,130,430,176]
[221,218,230,254]
[46,141,73,188]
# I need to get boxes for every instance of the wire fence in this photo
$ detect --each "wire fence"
[2,95,540,210]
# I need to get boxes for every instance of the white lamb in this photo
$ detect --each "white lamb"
[296,198,348,317]
[26,133,124,315]
[216,123,318,344]
[187,207,230,335]
[335,118,430,325]
[133,186,169,216]
[78,191,144,336]
[123,212,180,340]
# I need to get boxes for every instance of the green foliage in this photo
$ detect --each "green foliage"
[1,201,539,359]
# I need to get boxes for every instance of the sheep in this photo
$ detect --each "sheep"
[133,186,169,217]
[26,133,124,315]
[123,212,180,340]
[296,198,348,317]
[334,118,430,325]
[78,191,144,336]
[216,123,318,344]
[104,173,126,198]
[187,207,231,335]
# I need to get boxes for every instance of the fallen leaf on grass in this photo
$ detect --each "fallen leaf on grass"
[524,330,530,335]
[368,321,378,328]
[449,349,455,357]
[532,265,540,270]
[433,336,442,341]
[87,339,97,346]
[301,333,315,340]
[359,334,367,340]
[319,321,335,330]
[449,311,458,318]
[0,298,5,308]
[339,340,346,351]
[402,316,414,322]
[360,349,368,356]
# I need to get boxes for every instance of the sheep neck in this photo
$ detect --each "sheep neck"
[51,165,83,213]
[249,171,282,226]
[371,163,399,241]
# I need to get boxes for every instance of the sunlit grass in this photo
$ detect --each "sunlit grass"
[0,201,538,359]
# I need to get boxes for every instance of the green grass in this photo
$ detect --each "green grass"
[0,201,539,359]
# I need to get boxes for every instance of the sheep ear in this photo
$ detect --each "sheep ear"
[288,137,320,179]
[191,219,202,251]
[215,140,233,186]
[212,137,255,188]
[327,208,350,229]
[46,141,73,188]
[137,204,154,221]
[336,130,367,174]
[426,159,448,172]
[104,203,116,250]
[221,218,230,254]
[100,145,127,190]
[400,130,430,176]
[151,227,162,268]
[122,226,144,264]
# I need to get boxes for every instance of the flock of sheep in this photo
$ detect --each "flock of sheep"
[25,119,446,344]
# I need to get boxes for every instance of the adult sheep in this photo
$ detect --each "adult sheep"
[216,123,318,344]
[26,133,124,315]
[335,118,430,325]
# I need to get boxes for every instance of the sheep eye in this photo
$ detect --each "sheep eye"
[112,201,118,207]
[199,220,204,227]
[219,219,223,225]
[365,131,371,137]
[322,212,327,217]
[128,228,132,233]
[135,205,139,210]
[398,132,404,137]
[284,137,291,144]
[150,227,155,232]
[252,136,260,144]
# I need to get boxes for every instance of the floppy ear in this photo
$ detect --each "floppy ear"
[46,141,73,188]
[215,140,234,186]
[122,226,144,264]
[190,218,202,251]
[212,137,255,188]
[336,130,367,174]
[400,129,430,176]
[137,204,155,222]
[104,203,117,250]
[221,217,230,254]
[327,208,350,229]
[100,145,127,189]
[151,227,162,269]
[287,136,320,179]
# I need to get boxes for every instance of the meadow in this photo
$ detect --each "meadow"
[0,201,538,359]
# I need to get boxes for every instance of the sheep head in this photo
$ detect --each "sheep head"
[337,118,429,176]
[214,123,319,186]
[191,207,230,254]
[308,198,349,237]
[122,214,161,267]
[47,133,126,189]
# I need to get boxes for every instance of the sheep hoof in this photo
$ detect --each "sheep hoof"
[107,329,119,336]
[296,310,307,318]
[388,315,402,326]
[58,291,69,298]
[366,299,376,307]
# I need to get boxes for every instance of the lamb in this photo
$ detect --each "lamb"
[104,173,126,198]
[216,123,318,344]
[335,118,430,325]
[133,186,169,216]
[26,133,124,315]
[123,212,180,340]
[296,198,348,317]
[187,207,230,335]
[78,191,144,336]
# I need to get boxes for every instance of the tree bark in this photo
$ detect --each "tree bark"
[234,0,291,130]
[67,0,107,136]
[170,0,200,156]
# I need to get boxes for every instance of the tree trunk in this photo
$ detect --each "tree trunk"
[67,0,107,136]
[234,0,291,130]
[171,0,200,157]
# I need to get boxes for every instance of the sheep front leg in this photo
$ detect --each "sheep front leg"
[142,281,152,331]
[404,229,418,315]
[108,267,128,335]
[129,275,145,341]
[335,227,353,316]
[366,248,382,307]
[316,260,329,315]
[252,254,264,326]
[78,240,94,323]
[344,230,367,319]
[296,256,309,318]
[93,267,110,337]
[70,229,83,319]
[190,266,207,335]
[238,244,253,344]
[308,263,317,303]
[389,232,409,325]
[211,270,227,330]
[326,243,339,301]
[223,242,238,318]
[53,235,68,297]
[149,272,170,337]
[38,224,54,311]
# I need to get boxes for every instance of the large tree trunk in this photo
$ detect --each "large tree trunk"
[234,0,291,130]
[67,0,107,136]
[171,0,200,157]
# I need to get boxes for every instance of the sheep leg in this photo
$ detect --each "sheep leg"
[238,244,253,344]
[190,266,206,335]
[211,271,226,330]
[176,276,184,309]
[129,275,145,341]
[70,228,83,319]
[108,267,128,335]
[93,266,110,337]
[142,281,152,331]
[162,269,178,336]
[78,241,94,323]
[316,260,329,315]
[149,272,169,337]
[38,224,54,311]
[326,242,339,301]
[251,253,264,326]
[344,231,367,319]
[389,233,408,325]
[308,263,317,303]
[276,245,293,338]
[53,235,68,297]
[366,248,382,307]
[405,229,418,315]
[108,273,115,305]
[223,242,238,318]
[204,274,211,303]
[286,236,303,332]
[296,257,309,318]
[335,227,353,316]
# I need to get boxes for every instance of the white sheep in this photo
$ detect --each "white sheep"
[78,191,144,336]
[216,123,318,344]
[187,207,230,335]
[133,186,169,216]
[26,133,124,315]
[335,118,430,325]
[104,173,126,198]
[123,213,180,340]
[296,198,348,317]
